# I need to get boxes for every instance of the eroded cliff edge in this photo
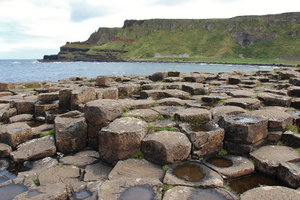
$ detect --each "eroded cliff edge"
[43,12,300,63]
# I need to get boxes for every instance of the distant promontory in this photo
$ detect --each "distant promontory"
[43,12,300,65]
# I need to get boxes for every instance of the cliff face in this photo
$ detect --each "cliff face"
[43,12,300,62]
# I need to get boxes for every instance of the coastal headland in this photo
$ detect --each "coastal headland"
[0,67,300,199]
[43,12,300,66]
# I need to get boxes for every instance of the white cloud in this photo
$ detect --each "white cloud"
[0,0,299,59]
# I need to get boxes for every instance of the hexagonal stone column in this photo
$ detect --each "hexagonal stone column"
[251,109,293,131]
[179,121,224,157]
[54,111,87,154]
[84,99,124,149]
[219,114,268,155]
[220,114,268,144]
[0,122,33,148]
[250,145,300,175]
[241,186,300,200]
[141,131,191,165]
[175,108,211,124]
[99,117,148,164]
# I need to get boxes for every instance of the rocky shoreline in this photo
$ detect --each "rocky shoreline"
[0,67,300,199]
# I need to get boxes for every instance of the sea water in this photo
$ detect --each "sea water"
[0,59,275,82]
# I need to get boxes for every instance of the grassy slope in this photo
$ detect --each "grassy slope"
[61,14,300,65]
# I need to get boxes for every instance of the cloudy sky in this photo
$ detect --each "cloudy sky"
[0,0,299,59]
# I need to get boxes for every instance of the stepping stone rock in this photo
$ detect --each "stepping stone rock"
[0,143,11,158]
[219,114,268,144]
[240,186,300,200]
[204,155,255,179]
[14,183,67,200]
[60,150,99,167]
[109,159,164,181]
[126,109,160,122]
[211,106,246,123]
[84,99,124,148]
[118,83,140,97]
[14,99,36,114]
[84,161,112,182]
[287,86,300,97]
[98,178,163,200]
[84,99,123,126]
[201,93,229,103]
[17,157,58,180]
[58,88,73,110]
[278,160,300,188]
[182,83,210,95]
[35,100,59,117]
[54,111,87,154]
[224,98,261,110]
[251,110,293,131]
[282,130,300,148]
[37,165,80,186]
[224,139,266,155]
[96,87,118,99]
[0,122,33,148]
[152,106,185,118]
[258,92,291,107]
[10,135,56,163]
[157,97,186,106]
[179,122,224,157]
[250,145,300,175]
[228,90,256,98]
[99,117,148,164]
[163,186,237,200]
[141,131,191,165]
[228,76,241,84]
[38,92,59,102]
[149,71,167,81]
[96,75,109,86]
[122,99,155,109]
[163,161,223,187]
[70,86,96,110]
[175,108,211,124]
[149,119,177,128]
[9,114,33,123]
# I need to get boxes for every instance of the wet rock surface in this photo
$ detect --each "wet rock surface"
[1,68,300,199]
[163,161,224,187]
[204,155,255,179]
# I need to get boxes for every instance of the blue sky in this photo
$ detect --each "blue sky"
[0,0,299,59]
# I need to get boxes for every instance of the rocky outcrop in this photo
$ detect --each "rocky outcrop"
[2,67,300,199]
[43,12,300,62]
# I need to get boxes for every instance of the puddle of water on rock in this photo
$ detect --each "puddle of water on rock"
[228,172,285,194]
[26,189,42,198]
[0,184,27,200]
[192,124,211,132]
[119,185,155,200]
[173,163,205,182]
[232,116,258,124]
[206,157,233,168]
[27,121,44,127]
[74,190,92,199]
[189,189,229,200]
[0,176,9,184]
